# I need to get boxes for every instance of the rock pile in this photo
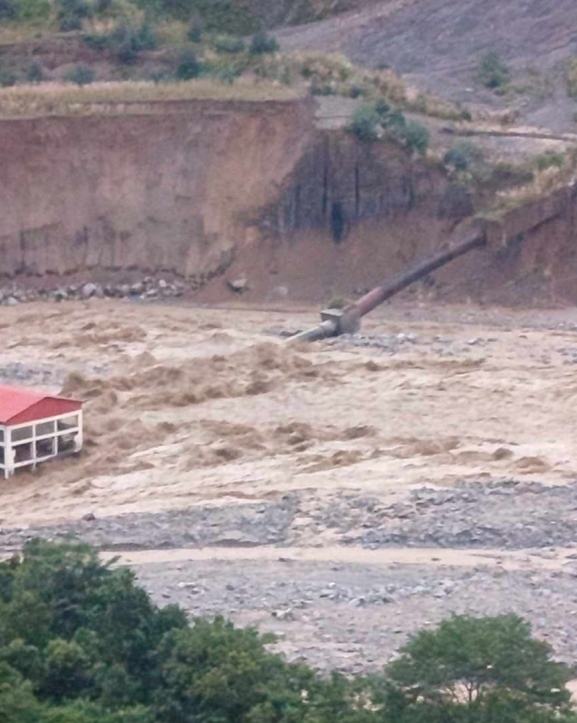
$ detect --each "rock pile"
[0,277,188,306]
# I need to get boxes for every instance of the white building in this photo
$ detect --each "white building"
[0,384,83,479]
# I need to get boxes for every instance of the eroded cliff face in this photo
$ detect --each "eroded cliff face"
[211,133,474,302]
[216,133,577,306]
[0,98,314,280]
[2,97,577,306]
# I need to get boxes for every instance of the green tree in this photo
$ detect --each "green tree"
[0,662,43,723]
[63,64,94,85]
[0,540,187,710]
[249,30,279,55]
[0,0,17,20]
[479,52,510,89]
[154,616,313,723]
[39,639,93,702]
[175,49,202,80]
[399,120,429,155]
[348,103,382,141]
[25,62,44,83]
[379,615,572,723]
[443,141,483,172]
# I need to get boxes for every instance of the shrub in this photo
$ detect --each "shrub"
[443,141,483,171]
[26,62,44,83]
[249,30,279,55]
[112,21,158,65]
[175,48,202,80]
[0,71,16,87]
[82,32,112,50]
[56,0,90,32]
[151,0,257,33]
[186,17,203,42]
[347,99,409,143]
[566,58,577,98]
[531,151,565,172]
[400,119,430,155]
[213,34,245,54]
[310,82,335,96]
[134,22,158,51]
[212,63,243,84]
[348,102,382,141]
[0,0,17,19]
[14,0,50,20]
[479,51,510,89]
[64,64,95,85]
[348,83,364,98]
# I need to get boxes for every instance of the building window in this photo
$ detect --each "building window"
[57,434,77,454]
[36,438,55,459]
[36,420,55,436]
[11,426,33,443]
[13,443,33,463]
[58,416,79,432]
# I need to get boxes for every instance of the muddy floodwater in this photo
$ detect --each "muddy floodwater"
[2,299,577,671]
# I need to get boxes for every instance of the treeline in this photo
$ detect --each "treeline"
[0,540,575,723]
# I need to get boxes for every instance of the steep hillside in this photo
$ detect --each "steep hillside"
[279,0,577,130]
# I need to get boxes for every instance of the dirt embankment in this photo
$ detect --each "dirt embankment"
[201,133,577,307]
[2,92,577,305]
[0,97,313,281]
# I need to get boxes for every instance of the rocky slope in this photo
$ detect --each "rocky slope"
[279,0,577,131]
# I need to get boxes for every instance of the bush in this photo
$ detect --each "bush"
[479,51,510,89]
[348,102,382,141]
[63,64,94,85]
[0,70,16,87]
[55,0,90,32]
[0,0,17,19]
[82,32,112,50]
[175,48,202,80]
[347,99,409,143]
[567,58,577,99]
[147,0,257,33]
[26,62,44,83]
[186,17,203,42]
[400,119,430,155]
[531,151,565,172]
[443,141,483,171]
[249,30,279,55]
[311,82,335,96]
[213,34,245,54]
[14,0,50,20]
[110,21,158,65]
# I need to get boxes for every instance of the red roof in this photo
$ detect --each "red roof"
[0,384,82,426]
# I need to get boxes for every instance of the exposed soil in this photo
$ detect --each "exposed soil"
[2,299,577,670]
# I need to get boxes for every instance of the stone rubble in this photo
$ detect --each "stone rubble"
[0,276,197,306]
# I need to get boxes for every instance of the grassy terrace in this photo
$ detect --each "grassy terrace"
[0,79,305,118]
